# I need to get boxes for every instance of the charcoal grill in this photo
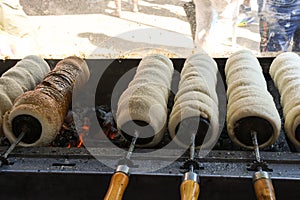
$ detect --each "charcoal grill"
[0,58,299,200]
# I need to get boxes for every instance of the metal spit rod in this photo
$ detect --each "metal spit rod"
[251,131,276,200]
[0,131,26,166]
[189,133,196,172]
[180,133,200,200]
[251,131,261,164]
[104,131,139,200]
[125,133,138,161]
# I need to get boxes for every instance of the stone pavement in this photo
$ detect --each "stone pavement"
[4,0,262,59]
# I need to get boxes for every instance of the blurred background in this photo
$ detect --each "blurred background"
[0,0,297,58]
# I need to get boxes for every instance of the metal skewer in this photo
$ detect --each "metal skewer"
[0,131,26,166]
[189,133,196,172]
[125,135,137,161]
[104,131,139,200]
[251,131,276,200]
[252,131,262,169]
[180,133,200,200]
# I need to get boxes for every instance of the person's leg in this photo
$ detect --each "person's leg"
[0,0,35,38]
[257,0,263,14]
[266,26,291,52]
[259,18,269,52]
[291,5,300,52]
[264,0,298,51]
[133,0,138,12]
[266,15,299,52]
[114,0,122,17]
[292,26,300,52]
[194,0,213,47]
[0,0,39,57]
[257,0,268,51]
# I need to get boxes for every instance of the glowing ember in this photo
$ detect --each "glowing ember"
[50,106,125,148]
[76,117,90,148]
[77,133,84,148]
[82,117,90,132]
[82,125,89,132]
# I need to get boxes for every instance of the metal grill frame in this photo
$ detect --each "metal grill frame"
[0,58,299,200]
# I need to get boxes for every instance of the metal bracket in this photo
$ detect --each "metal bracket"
[247,160,273,172]
[180,159,204,173]
[0,156,12,167]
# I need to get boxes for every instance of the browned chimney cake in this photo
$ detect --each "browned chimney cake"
[3,56,90,147]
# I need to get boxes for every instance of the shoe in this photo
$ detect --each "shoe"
[238,17,255,27]
[239,4,251,14]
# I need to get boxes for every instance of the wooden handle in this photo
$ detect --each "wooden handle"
[253,178,276,200]
[180,180,200,200]
[104,172,129,200]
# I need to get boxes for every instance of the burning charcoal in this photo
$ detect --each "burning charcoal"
[54,108,93,148]
[96,105,112,124]
[96,105,112,125]
[96,105,124,144]
[52,114,82,148]
[3,56,90,147]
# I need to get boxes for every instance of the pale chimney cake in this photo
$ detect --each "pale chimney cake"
[116,54,174,147]
[0,55,50,135]
[168,52,219,149]
[225,50,281,149]
[269,52,300,147]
